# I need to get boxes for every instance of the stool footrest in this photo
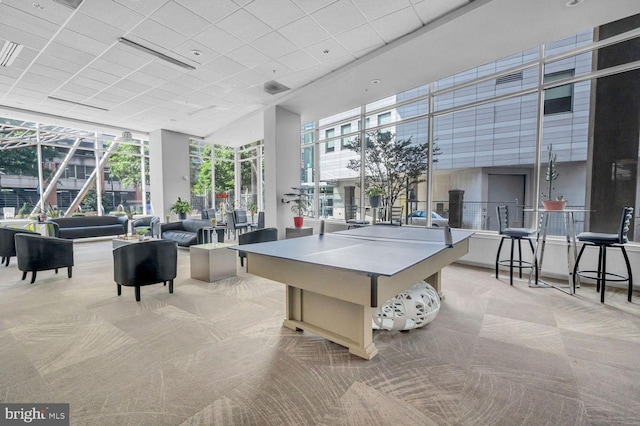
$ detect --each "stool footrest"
[575,270,630,283]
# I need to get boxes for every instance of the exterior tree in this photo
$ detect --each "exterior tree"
[106,143,148,188]
[346,130,439,220]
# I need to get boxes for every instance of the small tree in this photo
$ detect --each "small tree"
[346,130,439,220]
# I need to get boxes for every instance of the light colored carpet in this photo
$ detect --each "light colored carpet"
[0,239,638,425]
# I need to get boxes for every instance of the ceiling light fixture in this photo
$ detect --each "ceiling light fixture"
[565,0,584,7]
[0,41,24,67]
[370,79,381,85]
[191,50,202,57]
[47,96,109,111]
[118,37,195,71]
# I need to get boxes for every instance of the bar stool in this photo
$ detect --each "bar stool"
[495,205,538,286]
[573,206,633,303]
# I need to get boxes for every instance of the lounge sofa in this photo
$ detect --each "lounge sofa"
[46,215,128,239]
[160,219,224,247]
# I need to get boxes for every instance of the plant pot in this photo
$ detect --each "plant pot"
[138,234,145,241]
[542,200,567,211]
[178,213,187,220]
[369,195,381,208]
[293,216,304,228]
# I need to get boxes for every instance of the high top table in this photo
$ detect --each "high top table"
[231,226,473,360]
[526,208,590,294]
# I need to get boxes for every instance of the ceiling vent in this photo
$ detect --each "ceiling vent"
[52,0,84,9]
[263,80,290,95]
[0,41,24,67]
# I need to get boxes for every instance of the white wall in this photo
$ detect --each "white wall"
[264,106,302,234]
[149,129,190,220]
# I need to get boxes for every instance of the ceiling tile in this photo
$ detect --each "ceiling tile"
[78,68,122,85]
[311,0,367,35]
[171,40,220,66]
[126,70,167,88]
[138,62,186,81]
[29,64,77,82]
[44,42,96,66]
[193,26,244,55]
[4,0,73,26]
[0,18,55,49]
[20,72,63,88]
[278,16,331,49]
[413,0,468,24]
[334,24,385,54]
[55,29,110,56]
[205,56,246,77]
[57,82,100,97]
[170,74,210,92]
[150,2,211,38]
[79,0,144,32]
[226,44,272,69]
[292,0,338,14]
[253,60,294,80]
[188,66,226,84]
[37,53,86,74]
[350,0,412,21]
[90,58,137,78]
[100,46,151,71]
[245,0,305,30]
[371,6,423,43]
[305,38,351,63]
[174,0,240,24]
[277,50,319,72]
[67,12,124,45]
[216,9,272,43]
[67,76,110,92]
[250,31,299,59]
[112,0,169,16]
[234,69,270,86]
[113,79,153,94]
[129,19,186,51]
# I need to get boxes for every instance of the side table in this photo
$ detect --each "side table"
[190,243,237,282]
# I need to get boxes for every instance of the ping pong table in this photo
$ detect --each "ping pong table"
[233,225,474,360]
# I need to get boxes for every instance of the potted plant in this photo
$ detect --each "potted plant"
[170,197,191,220]
[248,202,257,223]
[135,227,149,241]
[366,185,384,208]
[283,187,310,228]
[541,144,566,211]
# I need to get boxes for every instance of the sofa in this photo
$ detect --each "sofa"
[160,219,224,247]
[46,215,128,239]
[0,226,40,266]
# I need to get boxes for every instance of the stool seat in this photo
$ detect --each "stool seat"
[577,232,627,245]
[573,207,633,303]
[495,206,537,286]
[503,227,537,238]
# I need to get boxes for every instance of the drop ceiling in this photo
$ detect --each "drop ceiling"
[0,0,639,146]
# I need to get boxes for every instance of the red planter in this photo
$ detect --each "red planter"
[293,216,304,228]
[542,200,567,211]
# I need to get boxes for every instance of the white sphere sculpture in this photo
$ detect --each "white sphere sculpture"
[373,281,441,331]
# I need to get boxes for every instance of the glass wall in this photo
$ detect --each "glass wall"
[301,20,640,241]
[0,117,149,219]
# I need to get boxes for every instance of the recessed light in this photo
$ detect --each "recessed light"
[191,50,202,57]
[323,49,329,54]
[370,79,381,85]
[565,0,584,7]
[32,2,44,9]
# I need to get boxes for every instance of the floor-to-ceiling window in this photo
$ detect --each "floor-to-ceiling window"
[300,18,640,241]
[0,117,149,219]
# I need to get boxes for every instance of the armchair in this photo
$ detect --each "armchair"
[238,227,278,267]
[113,239,177,301]
[0,226,39,266]
[131,216,160,238]
[14,233,74,284]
